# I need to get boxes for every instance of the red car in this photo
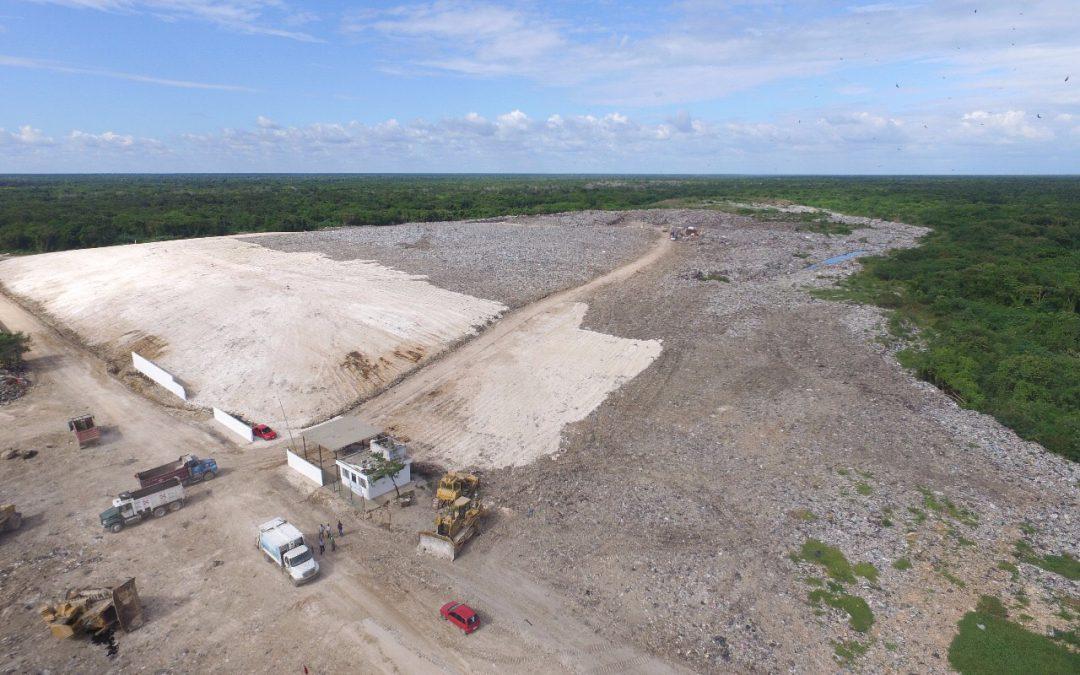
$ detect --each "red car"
[252,424,278,441]
[440,601,480,634]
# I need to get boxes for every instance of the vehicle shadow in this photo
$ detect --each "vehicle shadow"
[1,511,44,539]
[24,353,63,372]
[139,592,191,625]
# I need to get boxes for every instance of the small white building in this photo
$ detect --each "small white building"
[335,435,412,500]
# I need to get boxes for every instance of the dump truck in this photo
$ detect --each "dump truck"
[419,472,484,561]
[1,503,22,534]
[40,578,143,640]
[257,518,319,585]
[135,454,218,488]
[100,478,184,533]
[68,414,101,448]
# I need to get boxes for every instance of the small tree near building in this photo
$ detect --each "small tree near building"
[0,331,31,370]
[366,452,406,500]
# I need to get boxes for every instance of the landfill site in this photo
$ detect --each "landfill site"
[0,207,1076,673]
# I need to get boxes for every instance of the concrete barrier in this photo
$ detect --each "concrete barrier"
[131,352,187,401]
[286,449,324,486]
[213,407,254,443]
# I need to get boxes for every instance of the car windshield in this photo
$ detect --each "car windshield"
[287,549,312,565]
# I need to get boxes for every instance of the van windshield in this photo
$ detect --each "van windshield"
[287,549,312,566]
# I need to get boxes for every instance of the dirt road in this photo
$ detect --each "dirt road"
[355,230,672,442]
[0,241,680,673]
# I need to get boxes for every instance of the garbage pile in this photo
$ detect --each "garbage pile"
[0,369,29,405]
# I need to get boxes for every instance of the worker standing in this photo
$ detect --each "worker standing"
[337,520,343,537]
[329,532,336,552]
[318,532,325,556]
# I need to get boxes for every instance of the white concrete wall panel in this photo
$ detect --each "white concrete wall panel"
[132,352,187,400]
[213,407,254,443]
[286,450,324,486]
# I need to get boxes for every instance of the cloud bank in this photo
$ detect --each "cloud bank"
[4,108,1078,173]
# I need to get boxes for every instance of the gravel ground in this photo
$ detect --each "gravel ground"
[465,208,1078,673]
[3,208,1075,673]
[247,211,656,308]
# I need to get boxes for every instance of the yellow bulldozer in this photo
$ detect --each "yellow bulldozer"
[39,578,143,640]
[418,472,483,561]
[433,471,479,508]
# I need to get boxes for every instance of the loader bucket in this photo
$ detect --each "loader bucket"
[112,578,143,632]
[417,531,457,560]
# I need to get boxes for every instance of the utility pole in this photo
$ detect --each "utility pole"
[275,393,297,453]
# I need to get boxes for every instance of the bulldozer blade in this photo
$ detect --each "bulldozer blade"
[417,532,457,560]
[112,578,143,632]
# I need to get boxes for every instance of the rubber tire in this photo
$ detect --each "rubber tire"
[109,523,123,533]
[153,506,167,518]
[169,500,183,511]
[202,471,216,481]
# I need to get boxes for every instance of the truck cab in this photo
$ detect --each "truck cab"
[184,456,218,482]
[258,518,319,585]
[100,478,185,532]
[99,506,124,531]
[282,546,318,582]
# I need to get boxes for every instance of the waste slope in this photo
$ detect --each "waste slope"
[0,237,505,426]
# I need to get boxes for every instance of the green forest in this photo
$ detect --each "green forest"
[0,174,1076,460]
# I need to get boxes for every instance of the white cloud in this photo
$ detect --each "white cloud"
[3,107,1077,173]
[0,125,54,145]
[960,110,1053,141]
[17,125,52,144]
[345,1,565,77]
[68,129,164,149]
[495,109,529,132]
[25,0,320,41]
[342,0,1080,113]
[0,54,254,91]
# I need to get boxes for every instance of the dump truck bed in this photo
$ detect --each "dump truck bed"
[136,456,192,484]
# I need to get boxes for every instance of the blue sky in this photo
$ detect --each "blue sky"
[1,0,1077,172]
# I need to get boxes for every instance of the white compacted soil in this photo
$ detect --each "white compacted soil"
[0,236,506,427]
[367,301,662,469]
